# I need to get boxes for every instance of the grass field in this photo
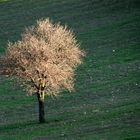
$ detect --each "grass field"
[0,0,140,139]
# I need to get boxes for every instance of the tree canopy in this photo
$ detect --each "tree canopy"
[0,18,84,96]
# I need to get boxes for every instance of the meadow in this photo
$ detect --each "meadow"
[0,0,140,139]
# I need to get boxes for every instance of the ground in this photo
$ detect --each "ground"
[0,0,140,139]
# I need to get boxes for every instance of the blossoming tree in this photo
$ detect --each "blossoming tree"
[0,19,84,123]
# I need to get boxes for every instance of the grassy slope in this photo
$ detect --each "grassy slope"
[0,0,140,139]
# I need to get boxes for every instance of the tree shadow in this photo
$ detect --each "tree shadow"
[0,120,38,131]
[0,117,64,132]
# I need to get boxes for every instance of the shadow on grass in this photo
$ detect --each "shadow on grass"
[0,120,38,131]
[0,117,63,132]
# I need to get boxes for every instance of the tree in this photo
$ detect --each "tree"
[0,18,84,123]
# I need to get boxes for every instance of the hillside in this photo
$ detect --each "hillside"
[0,0,140,139]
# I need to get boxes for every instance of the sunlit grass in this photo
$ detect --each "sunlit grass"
[0,0,10,2]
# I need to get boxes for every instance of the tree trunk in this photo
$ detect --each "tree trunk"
[37,91,45,123]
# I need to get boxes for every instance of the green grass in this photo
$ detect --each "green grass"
[0,0,140,139]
